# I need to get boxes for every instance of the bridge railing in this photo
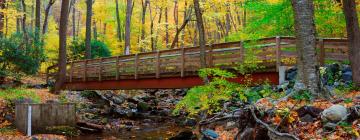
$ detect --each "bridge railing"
[46,36,348,84]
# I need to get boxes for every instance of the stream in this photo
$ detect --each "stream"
[71,122,188,140]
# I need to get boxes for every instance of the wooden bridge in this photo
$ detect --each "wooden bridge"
[47,36,349,90]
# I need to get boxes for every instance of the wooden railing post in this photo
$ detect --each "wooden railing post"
[239,41,245,63]
[208,45,213,67]
[116,56,120,80]
[98,58,103,81]
[134,54,139,79]
[276,36,281,72]
[83,60,88,82]
[181,48,185,77]
[319,38,325,66]
[69,62,74,83]
[156,51,161,78]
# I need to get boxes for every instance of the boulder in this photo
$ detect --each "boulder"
[321,105,348,123]
[342,71,352,82]
[112,96,125,105]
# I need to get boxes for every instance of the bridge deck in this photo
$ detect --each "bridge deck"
[47,37,349,90]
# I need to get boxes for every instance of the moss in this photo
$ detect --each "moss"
[45,126,80,137]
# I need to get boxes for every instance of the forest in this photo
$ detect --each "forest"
[0,0,359,139]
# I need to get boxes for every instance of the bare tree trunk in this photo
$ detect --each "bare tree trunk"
[43,0,55,35]
[35,0,40,42]
[194,0,206,69]
[342,0,360,87]
[170,7,191,49]
[55,0,70,93]
[154,8,162,50]
[174,0,179,48]
[241,1,246,29]
[165,7,169,48]
[16,18,21,33]
[180,0,187,48]
[124,0,133,55]
[85,0,92,59]
[77,11,80,36]
[72,0,76,40]
[225,2,231,36]
[0,0,5,37]
[93,20,97,40]
[115,0,122,41]
[140,0,149,52]
[103,23,106,35]
[21,0,28,40]
[291,0,322,96]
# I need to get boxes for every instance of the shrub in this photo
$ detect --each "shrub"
[0,88,40,103]
[69,39,111,60]
[0,32,45,81]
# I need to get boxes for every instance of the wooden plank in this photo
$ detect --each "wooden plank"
[83,60,88,82]
[181,48,185,77]
[156,51,161,78]
[239,41,245,63]
[208,45,213,67]
[99,58,103,81]
[319,38,325,66]
[134,54,139,79]
[70,62,74,83]
[276,36,281,72]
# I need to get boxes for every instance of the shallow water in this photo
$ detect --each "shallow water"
[69,123,188,140]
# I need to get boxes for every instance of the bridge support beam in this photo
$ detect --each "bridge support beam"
[62,72,279,90]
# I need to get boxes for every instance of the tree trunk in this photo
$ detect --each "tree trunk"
[291,0,322,96]
[21,0,28,40]
[140,0,148,52]
[174,0,179,48]
[342,0,360,87]
[225,2,231,36]
[72,0,76,40]
[35,0,41,42]
[165,7,169,48]
[77,11,80,37]
[171,7,191,49]
[181,0,187,48]
[55,0,70,93]
[93,20,97,40]
[0,0,5,37]
[115,0,122,41]
[194,0,206,69]
[124,0,133,55]
[85,0,92,59]
[43,0,55,35]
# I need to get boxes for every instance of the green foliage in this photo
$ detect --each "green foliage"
[0,88,40,103]
[45,126,80,137]
[174,68,275,116]
[69,39,112,60]
[293,90,313,101]
[0,32,45,80]
[59,93,68,103]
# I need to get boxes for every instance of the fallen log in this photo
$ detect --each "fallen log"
[76,121,104,133]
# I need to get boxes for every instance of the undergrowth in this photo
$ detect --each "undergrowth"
[0,88,40,103]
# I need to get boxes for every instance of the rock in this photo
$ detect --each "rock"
[170,130,196,140]
[342,71,352,82]
[297,106,323,118]
[300,114,315,122]
[137,102,150,112]
[286,67,297,81]
[225,121,237,130]
[321,105,348,123]
[183,118,197,126]
[323,122,337,130]
[202,129,219,139]
[112,96,125,105]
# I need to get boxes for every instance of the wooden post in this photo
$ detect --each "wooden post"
[319,38,325,66]
[83,60,88,82]
[276,36,281,72]
[156,51,161,78]
[181,48,185,77]
[69,62,74,83]
[134,54,139,79]
[98,58,103,81]
[116,56,120,80]
[208,45,213,67]
[239,41,245,63]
